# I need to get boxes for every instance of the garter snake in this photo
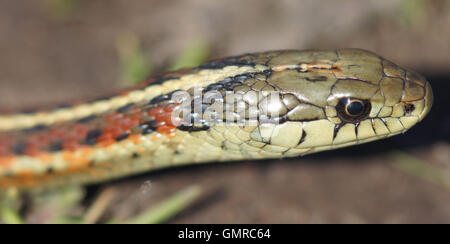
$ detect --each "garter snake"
[0,49,433,189]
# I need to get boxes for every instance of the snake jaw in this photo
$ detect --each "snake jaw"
[420,81,433,121]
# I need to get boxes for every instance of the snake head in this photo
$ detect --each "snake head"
[237,49,434,155]
[154,49,432,158]
[324,49,433,135]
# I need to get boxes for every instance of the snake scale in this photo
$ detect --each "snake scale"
[0,49,433,189]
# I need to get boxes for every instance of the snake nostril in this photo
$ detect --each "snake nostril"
[405,104,415,114]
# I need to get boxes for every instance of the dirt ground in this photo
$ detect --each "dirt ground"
[0,0,449,223]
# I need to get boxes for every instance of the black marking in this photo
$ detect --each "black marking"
[354,121,361,138]
[46,167,54,174]
[85,129,103,145]
[140,121,159,134]
[217,77,233,85]
[333,123,345,140]
[167,89,184,97]
[177,124,210,132]
[259,116,286,124]
[199,55,256,69]
[92,94,116,103]
[337,77,377,86]
[305,76,328,82]
[56,104,72,109]
[116,103,135,113]
[370,119,377,135]
[138,123,149,131]
[23,124,48,133]
[347,64,360,69]
[263,70,273,76]
[224,81,243,91]
[20,108,38,114]
[132,152,139,158]
[140,76,180,87]
[116,132,130,141]
[204,72,260,92]
[380,118,392,133]
[149,94,170,104]
[204,83,224,92]
[145,120,159,130]
[298,131,307,145]
[405,104,415,114]
[148,89,184,106]
[17,103,73,115]
[142,127,155,135]
[77,114,98,123]
[12,142,28,154]
[234,74,254,82]
[50,141,63,151]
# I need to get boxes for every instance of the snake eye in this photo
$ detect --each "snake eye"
[336,98,371,122]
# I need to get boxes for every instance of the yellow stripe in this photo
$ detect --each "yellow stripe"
[0,65,268,131]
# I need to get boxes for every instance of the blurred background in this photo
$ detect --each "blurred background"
[0,0,449,223]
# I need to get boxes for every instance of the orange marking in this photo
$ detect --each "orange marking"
[0,155,14,168]
[149,107,164,117]
[98,139,116,147]
[155,112,173,124]
[131,112,142,121]
[24,143,41,156]
[157,125,176,134]
[164,104,180,112]
[128,134,142,144]
[0,156,109,189]
[272,64,293,71]
[38,153,53,164]
[332,64,342,72]
[152,133,162,141]
[106,112,124,122]
[17,170,34,178]
[303,63,342,72]
[63,149,92,172]
[62,138,82,151]
[120,118,139,131]
[108,126,124,138]
[97,131,113,142]
[50,128,65,138]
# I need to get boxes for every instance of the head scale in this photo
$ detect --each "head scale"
[173,49,432,157]
[253,48,433,154]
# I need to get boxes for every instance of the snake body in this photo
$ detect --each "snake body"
[0,49,433,189]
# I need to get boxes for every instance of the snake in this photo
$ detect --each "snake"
[0,49,433,189]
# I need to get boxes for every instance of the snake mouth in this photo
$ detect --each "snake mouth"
[419,81,433,121]
[397,69,433,124]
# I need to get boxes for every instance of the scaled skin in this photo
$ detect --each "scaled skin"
[0,49,433,189]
